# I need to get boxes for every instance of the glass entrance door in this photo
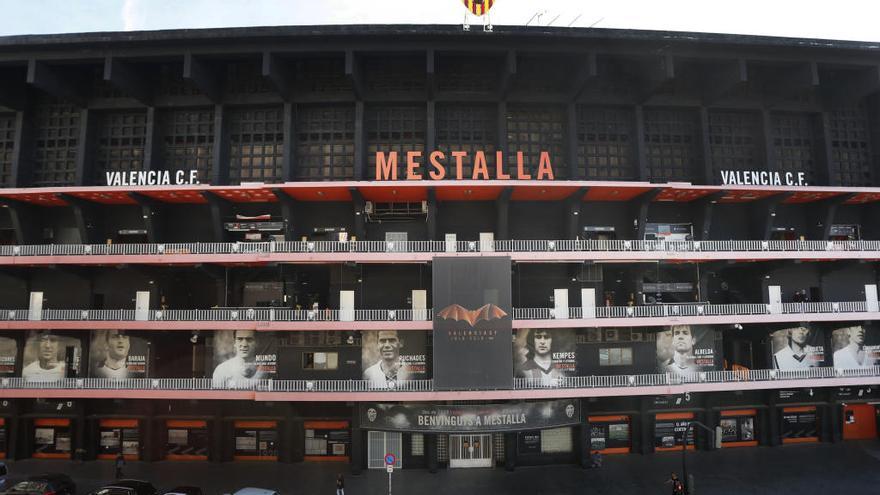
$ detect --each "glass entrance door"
[449,434,493,468]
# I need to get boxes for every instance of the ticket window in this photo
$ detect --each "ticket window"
[781,406,819,444]
[33,418,72,459]
[304,421,351,462]
[719,410,758,448]
[588,415,631,454]
[165,420,209,460]
[233,421,278,461]
[98,419,140,460]
[842,404,878,440]
[654,412,695,452]
[0,418,6,459]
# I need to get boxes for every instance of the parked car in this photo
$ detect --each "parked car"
[1,474,76,495]
[87,480,155,495]
[159,488,201,495]
[231,488,279,495]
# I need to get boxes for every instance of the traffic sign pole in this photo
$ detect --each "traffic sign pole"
[385,452,396,495]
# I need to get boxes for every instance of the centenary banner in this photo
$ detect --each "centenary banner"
[211,330,277,384]
[0,336,18,377]
[432,256,513,390]
[22,331,82,382]
[89,330,150,379]
[769,324,826,369]
[361,330,428,388]
[513,328,577,382]
[359,399,580,433]
[831,323,880,369]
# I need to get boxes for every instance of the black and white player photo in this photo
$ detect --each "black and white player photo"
[656,325,717,378]
[513,328,576,383]
[212,330,277,385]
[770,325,825,370]
[89,330,150,379]
[832,324,879,369]
[22,331,81,382]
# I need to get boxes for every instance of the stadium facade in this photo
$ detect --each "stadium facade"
[0,25,877,471]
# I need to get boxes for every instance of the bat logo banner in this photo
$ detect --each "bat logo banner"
[432,256,513,390]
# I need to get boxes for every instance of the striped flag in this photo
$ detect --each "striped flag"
[463,0,495,16]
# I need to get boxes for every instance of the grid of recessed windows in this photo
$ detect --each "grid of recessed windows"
[0,114,14,187]
[364,57,425,93]
[32,100,80,186]
[160,108,214,183]
[436,104,497,180]
[829,107,872,186]
[225,61,270,95]
[295,105,355,180]
[437,57,500,93]
[643,108,700,182]
[771,112,816,184]
[366,105,425,180]
[707,111,762,182]
[506,105,567,179]
[94,111,147,183]
[228,106,284,183]
[577,106,635,180]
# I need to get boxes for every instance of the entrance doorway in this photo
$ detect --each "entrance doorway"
[367,431,402,469]
[843,404,878,440]
[449,434,493,468]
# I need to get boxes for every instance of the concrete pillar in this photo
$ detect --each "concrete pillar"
[340,290,355,322]
[768,285,782,314]
[135,291,150,321]
[866,284,879,312]
[412,289,428,321]
[28,291,43,320]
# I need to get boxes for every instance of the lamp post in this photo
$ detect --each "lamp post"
[681,420,719,495]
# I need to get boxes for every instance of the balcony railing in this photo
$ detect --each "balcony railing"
[0,366,876,393]
[1,239,878,258]
[0,300,873,324]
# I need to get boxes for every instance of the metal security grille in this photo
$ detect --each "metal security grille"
[643,108,700,182]
[228,106,284,183]
[771,112,816,183]
[367,105,426,180]
[94,111,147,183]
[294,58,350,94]
[157,63,201,96]
[411,433,425,456]
[437,57,500,93]
[367,431,402,469]
[365,57,426,94]
[506,105,567,179]
[577,106,636,180]
[160,108,214,183]
[32,99,80,186]
[540,427,574,453]
[295,105,355,180]
[225,61,270,95]
[708,111,762,181]
[829,107,872,186]
[437,434,448,463]
[0,114,15,187]
[493,433,505,462]
[436,104,497,179]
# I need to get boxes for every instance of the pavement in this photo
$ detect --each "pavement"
[4,441,880,495]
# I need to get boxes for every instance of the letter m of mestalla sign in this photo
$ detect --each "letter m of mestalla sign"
[463,0,494,16]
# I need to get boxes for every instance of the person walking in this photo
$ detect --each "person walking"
[666,472,684,495]
[115,452,125,479]
[335,474,345,495]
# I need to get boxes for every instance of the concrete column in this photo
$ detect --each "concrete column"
[581,288,596,319]
[340,290,355,322]
[768,285,782,314]
[426,433,438,473]
[28,291,43,320]
[412,289,428,321]
[135,291,150,321]
[866,284,879,312]
[553,288,569,319]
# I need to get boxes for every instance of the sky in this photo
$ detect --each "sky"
[0,0,878,42]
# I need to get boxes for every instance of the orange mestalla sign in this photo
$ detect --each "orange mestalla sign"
[464,0,495,16]
[375,150,556,180]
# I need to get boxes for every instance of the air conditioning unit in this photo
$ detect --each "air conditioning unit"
[364,201,374,214]
[421,200,428,213]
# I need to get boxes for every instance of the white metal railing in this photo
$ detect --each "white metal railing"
[1,299,876,323]
[1,366,876,393]
[2,239,880,258]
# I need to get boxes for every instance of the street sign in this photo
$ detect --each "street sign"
[385,453,396,465]
[386,464,394,473]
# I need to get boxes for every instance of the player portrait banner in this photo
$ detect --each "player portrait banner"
[89,330,150,379]
[361,330,428,387]
[211,330,277,384]
[22,331,82,382]
[360,399,580,433]
[432,256,513,390]
[513,328,577,382]
[769,324,826,370]
[0,336,18,377]
[655,325,720,377]
[831,323,880,369]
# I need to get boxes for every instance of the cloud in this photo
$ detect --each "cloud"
[122,0,141,31]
